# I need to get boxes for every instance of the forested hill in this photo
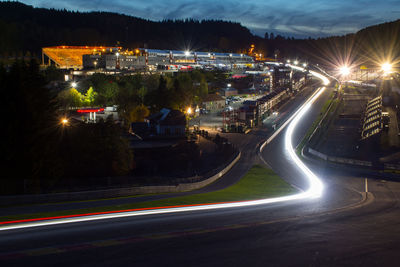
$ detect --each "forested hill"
[300,19,400,67]
[0,1,398,62]
[0,1,259,55]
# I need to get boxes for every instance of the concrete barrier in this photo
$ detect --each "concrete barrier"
[307,147,372,167]
[385,163,400,170]
[308,148,328,161]
[0,152,241,206]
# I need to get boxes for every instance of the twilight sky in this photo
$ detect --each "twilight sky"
[18,0,400,38]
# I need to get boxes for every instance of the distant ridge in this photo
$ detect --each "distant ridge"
[0,1,258,54]
[0,1,399,62]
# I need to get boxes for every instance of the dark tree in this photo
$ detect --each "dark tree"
[1,59,61,193]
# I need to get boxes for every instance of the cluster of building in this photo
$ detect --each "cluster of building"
[42,46,255,71]
[42,46,307,134]
[141,49,254,71]
[222,87,291,130]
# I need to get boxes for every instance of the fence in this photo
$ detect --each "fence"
[308,148,372,167]
[0,151,241,206]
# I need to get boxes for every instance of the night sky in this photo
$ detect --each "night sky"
[16,0,400,38]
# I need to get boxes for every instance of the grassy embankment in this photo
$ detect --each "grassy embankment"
[296,89,339,155]
[0,165,296,223]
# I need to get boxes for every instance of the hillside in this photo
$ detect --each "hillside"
[0,1,259,55]
[299,19,400,67]
[0,1,398,64]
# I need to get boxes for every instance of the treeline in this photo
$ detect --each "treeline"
[1,60,133,194]
[1,58,228,194]
[284,20,400,67]
[0,2,257,56]
[57,69,223,126]
[1,2,399,68]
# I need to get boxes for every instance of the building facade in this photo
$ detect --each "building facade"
[203,94,226,112]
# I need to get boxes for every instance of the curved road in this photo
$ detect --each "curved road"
[1,83,400,266]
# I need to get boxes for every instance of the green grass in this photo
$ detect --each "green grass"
[296,90,337,155]
[0,165,296,223]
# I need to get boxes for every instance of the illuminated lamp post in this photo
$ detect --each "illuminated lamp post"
[61,117,69,126]
[338,65,351,97]
[381,62,392,75]
[116,52,120,69]
[187,107,192,116]
[186,106,193,130]
[184,51,190,65]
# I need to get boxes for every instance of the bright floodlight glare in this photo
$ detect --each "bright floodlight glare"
[339,66,350,76]
[61,118,68,125]
[71,82,77,88]
[187,107,192,115]
[116,52,120,57]
[294,60,299,65]
[381,62,392,73]
[184,51,190,56]
[287,60,291,63]
[303,63,307,67]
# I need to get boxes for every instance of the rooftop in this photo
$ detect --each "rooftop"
[203,94,225,102]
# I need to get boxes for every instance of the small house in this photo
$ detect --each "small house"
[221,87,238,97]
[203,94,226,112]
[147,108,186,137]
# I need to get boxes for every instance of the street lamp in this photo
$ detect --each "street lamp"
[115,52,120,70]
[185,107,193,130]
[61,118,69,126]
[71,82,77,88]
[338,65,351,93]
[381,62,392,74]
[294,60,298,65]
[339,66,350,76]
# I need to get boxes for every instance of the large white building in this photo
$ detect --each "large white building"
[140,48,254,70]
[82,48,255,71]
[82,53,146,70]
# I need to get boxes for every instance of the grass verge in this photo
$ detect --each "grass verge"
[296,90,337,156]
[0,165,296,223]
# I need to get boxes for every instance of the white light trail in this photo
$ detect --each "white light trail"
[0,67,330,231]
[284,87,325,198]
[288,64,330,86]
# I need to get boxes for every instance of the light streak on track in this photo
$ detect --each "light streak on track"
[0,68,329,231]
[288,64,330,86]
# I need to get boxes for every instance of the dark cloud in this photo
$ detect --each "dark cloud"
[17,0,400,38]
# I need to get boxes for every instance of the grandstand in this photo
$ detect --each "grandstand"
[42,46,118,69]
